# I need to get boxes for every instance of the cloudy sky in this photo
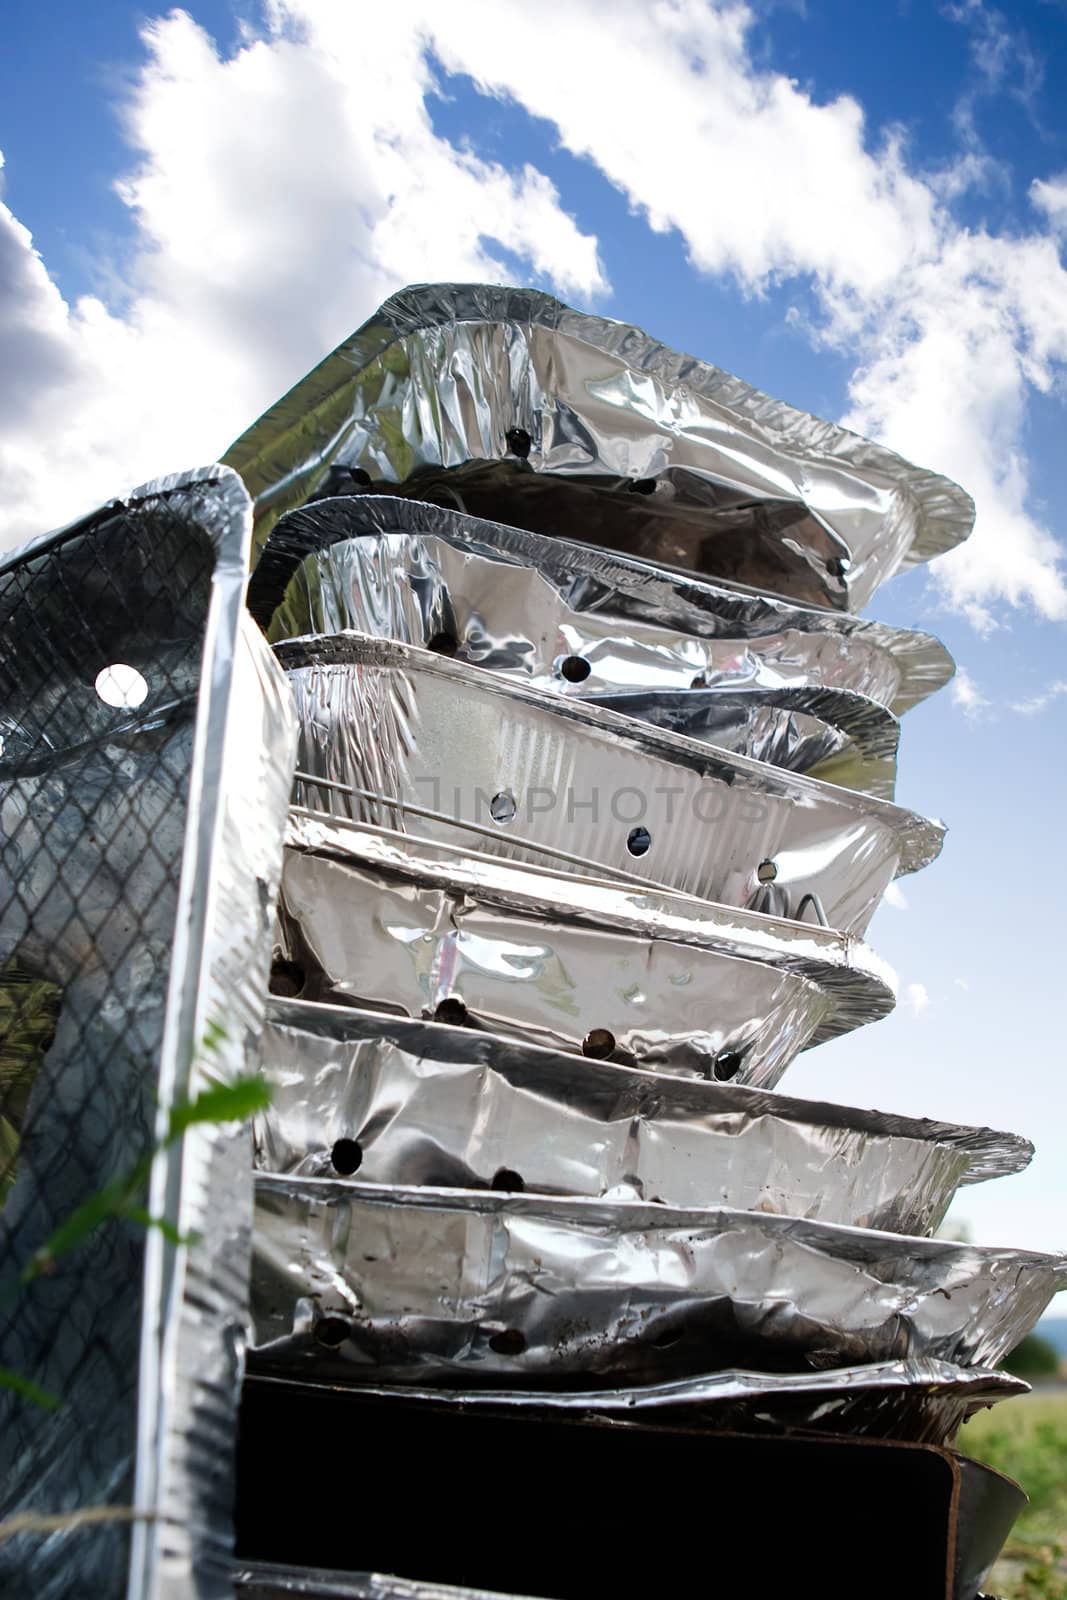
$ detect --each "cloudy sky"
[3,0,1066,1257]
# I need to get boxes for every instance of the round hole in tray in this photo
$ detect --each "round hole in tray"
[95,663,149,709]
[559,654,591,684]
[490,1167,525,1193]
[582,1028,616,1060]
[488,1328,527,1357]
[627,826,652,857]
[650,1327,682,1350]
[269,959,305,998]
[426,631,459,656]
[313,1317,351,1350]
[490,791,517,824]
[757,859,778,884]
[331,1138,363,1176]
[434,996,469,1027]
[714,1051,743,1082]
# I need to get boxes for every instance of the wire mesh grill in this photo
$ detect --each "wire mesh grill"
[0,486,218,1596]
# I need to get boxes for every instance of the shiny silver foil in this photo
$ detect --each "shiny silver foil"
[251,495,954,720]
[129,576,296,1593]
[248,1177,1067,1385]
[0,468,296,1600]
[257,507,907,798]
[247,1359,1027,1446]
[236,1564,540,1600]
[255,999,1030,1233]
[277,634,944,934]
[279,814,897,1071]
[277,849,825,1084]
[223,283,973,611]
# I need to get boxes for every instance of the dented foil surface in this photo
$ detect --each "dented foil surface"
[256,510,903,798]
[280,813,897,1055]
[224,283,974,611]
[277,848,829,1084]
[250,495,955,721]
[277,633,944,935]
[0,468,296,1600]
[246,1359,1027,1446]
[249,1178,1067,1386]
[255,1000,1029,1233]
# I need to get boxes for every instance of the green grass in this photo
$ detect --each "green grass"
[962,1391,1067,1598]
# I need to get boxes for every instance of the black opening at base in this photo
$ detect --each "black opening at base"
[234,1379,1019,1599]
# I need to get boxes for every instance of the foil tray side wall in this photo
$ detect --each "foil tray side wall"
[0,467,294,1600]
[223,282,974,611]
[275,848,832,1086]
[277,633,944,934]
[280,812,898,1048]
[249,494,956,718]
[248,1178,1067,1389]
[256,519,903,798]
[254,1000,1022,1234]
[129,613,296,1600]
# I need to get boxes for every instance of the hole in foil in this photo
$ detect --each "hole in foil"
[559,654,591,683]
[490,1167,525,1192]
[488,1328,527,1356]
[331,1138,363,1176]
[505,427,532,459]
[95,662,149,709]
[314,1316,351,1349]
[757,859,778,884]
[690,673,707,689]
[650,1327,682,1349]
[426,630,459,656]
[269,959,305,998]
[434,996,469,1027]
[626,826,652,857]
[628,478,657,495]
[490,791,517,824]
[582,1028,616,1060]
[714,1051,743,1082]
[828,555,851,578]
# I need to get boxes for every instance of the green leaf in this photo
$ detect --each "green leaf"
[0,1366,59,1410]
[119,1206,189,1247]
[167,1073,271,1140]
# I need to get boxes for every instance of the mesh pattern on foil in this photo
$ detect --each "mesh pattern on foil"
[0,490,213,1595]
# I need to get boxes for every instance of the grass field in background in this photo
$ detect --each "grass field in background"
[962,1390,1067,1598]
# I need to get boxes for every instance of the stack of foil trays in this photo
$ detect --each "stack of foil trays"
[228,286,1065,1597]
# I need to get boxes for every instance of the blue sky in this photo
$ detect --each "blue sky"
[2,0,1066,1258]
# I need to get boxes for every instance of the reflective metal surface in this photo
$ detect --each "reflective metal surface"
[236,1567,538,1600]
[224,283,974,610]
[255,1000,1029,1232]
[249,495,955,720]
[245,1360,1026,1446]
[277,851,827,1084]
[249,1178,1067,1386]
[279,814,897,1065]
[278,633,944,934]
[255,508,906,797]
[0,467,296,1600]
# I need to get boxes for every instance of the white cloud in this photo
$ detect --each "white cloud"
[0,11,604,544]
[1009,679,1067,715]
[1,0,1067,635]
[883,882,910,910]
[1030,173,1067,233]
[951,665,991,720]
[905,981,931,1015]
